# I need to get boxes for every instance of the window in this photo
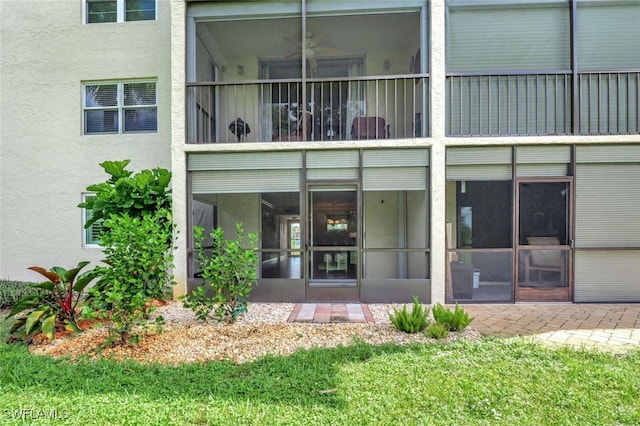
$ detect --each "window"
[81,194,102,247]
[86,0,156,23]
[84,81,157,134]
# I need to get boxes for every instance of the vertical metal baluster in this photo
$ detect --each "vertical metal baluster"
[488,75,492,135]
[523,75,527,135]
[625,73,630,134]
[459,76,463,136]
[497,75,501,135]
[588,74,593,134]
[468,76,472,135]
[516,75,520,135]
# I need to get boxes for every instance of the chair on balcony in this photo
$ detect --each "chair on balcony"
[524,236,565,285]
[351,116,389,140]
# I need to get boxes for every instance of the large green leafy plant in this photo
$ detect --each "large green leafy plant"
[87,209,176,345]
[182,223,258,323]
[78,159,172,229]
[6,262,97,341]
[79,159,176,345]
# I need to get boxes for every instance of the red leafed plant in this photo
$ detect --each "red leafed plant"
[6,261,98,342]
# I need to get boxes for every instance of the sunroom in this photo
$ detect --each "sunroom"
[186,0,430,144]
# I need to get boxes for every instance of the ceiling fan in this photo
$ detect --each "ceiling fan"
[283,31,340,72]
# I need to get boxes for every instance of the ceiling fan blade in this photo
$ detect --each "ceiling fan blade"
[315,46,342,56]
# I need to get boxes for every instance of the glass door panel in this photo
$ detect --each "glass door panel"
[516,180,572,302]
[308,185,358,286]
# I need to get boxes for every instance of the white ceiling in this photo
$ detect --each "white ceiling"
[198,12,420,62]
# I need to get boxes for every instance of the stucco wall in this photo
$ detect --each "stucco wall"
[0,0,172,281]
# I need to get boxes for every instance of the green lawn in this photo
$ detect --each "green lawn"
[1,314,639,425]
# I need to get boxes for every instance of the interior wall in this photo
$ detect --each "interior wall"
[364,191,399,278]
[216,193,260,242]
[407,190,428,278]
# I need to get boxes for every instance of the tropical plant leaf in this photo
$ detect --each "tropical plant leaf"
[33,281,56,291]
[101,159,132,179]
[27,266,60,283]
[24,307,47,335]
[64,320,82,333]
[41,313,57,340]
[10,317,27,334]
[74,269,98,293]
[7,295,41,318]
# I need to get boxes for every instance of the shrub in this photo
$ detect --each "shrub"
[182,223,258,323]
[431,303,474,332]
[0,280,46,309]
[6,262,98,341]
[88,209,176,345]
[78,159,172,230]
[389,296,430,333]
[426,322,450,339]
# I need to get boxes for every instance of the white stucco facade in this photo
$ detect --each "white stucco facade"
[0,0,172,281]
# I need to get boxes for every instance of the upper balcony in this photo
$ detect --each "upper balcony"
[185,0,639,143]
[188,75,428,144]
[186,1,429,144]
[445,0,639,137]
[446,70,639,137]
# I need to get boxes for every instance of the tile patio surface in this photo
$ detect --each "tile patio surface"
[288,303,640,352]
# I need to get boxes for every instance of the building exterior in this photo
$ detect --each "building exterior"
[1,0,639,305]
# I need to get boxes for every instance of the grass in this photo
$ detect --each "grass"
[1,312,639,425]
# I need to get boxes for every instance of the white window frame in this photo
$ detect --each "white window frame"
[83,80,158,135]
[81,194,102,247]
[84,0,157,24]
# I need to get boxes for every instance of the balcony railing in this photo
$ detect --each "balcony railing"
[578,72,640,135]
[446,71,640,137]
[187,75,429,144]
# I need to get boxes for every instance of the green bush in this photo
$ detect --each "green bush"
[431,303,474,332]
[388,296,430,333]
[0,280,45,309]
[426,322,450,339]
[182,223,258,323]
[88,209,176,345]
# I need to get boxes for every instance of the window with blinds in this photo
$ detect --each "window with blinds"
[84,81,157,134]
[81,194,103,247]
[86,0,156,23]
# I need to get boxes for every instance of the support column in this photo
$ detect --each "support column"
[429,0,447,304]
[171,0,188,299]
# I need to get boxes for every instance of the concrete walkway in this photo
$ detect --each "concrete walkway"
[463,304,640,352]
[289,303,640,352]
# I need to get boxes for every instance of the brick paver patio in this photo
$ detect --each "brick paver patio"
[288,302,640,352]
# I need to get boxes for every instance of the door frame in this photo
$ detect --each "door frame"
[304,181,361,301]
[514,177,574,302]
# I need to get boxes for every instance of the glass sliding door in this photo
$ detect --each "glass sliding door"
[306,184,359,300]
[516,179,573,302]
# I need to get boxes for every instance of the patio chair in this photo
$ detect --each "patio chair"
[524,236,565,285]
[351,116,389,140]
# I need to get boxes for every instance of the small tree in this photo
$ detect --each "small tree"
[88,209,176,345]
[182,223,258,323]
[79,159,176,345]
